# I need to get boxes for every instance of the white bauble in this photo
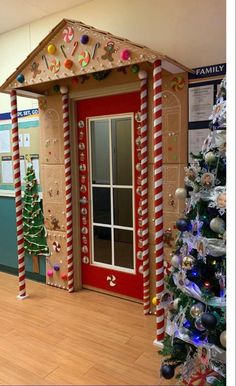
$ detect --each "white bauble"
[205,151,217,164]
[210,217,225,234]
[220,330,226,348]
[175,188,187,199]
[138,70,148,80]
[171,254,182,268]
[60,86,69,94]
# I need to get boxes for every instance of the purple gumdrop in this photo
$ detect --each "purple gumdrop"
[53,264,60,271]
[80,34,89,44]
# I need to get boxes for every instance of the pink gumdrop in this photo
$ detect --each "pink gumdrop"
[47,269,53,277]
[120,49,131,61]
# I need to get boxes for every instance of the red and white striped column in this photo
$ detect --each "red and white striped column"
[138,70,150,315]
[61,86,74,293]
[153,61,165,344]
[10,90,27,299]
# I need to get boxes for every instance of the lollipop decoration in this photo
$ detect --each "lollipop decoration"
[171,76,185,91]
[78,51,90,67]
[62,26,74,42]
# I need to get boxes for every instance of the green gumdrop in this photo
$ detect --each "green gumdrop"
[53,85,60,93]
[131,64,140,74]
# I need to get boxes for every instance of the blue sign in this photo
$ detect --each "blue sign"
[0,108,39,121]
[189,63,226,79]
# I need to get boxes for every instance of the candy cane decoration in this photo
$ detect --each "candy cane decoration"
[61,86,74,292]
[10,90,26,298]
[153,60,165,342]
[138,70,150,315]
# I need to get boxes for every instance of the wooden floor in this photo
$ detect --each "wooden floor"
[0,272,176,385]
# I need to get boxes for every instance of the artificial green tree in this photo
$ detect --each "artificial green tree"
[159,78,226,385]
[23,160,49,272]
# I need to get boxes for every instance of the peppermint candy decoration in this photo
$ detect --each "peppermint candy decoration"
[62,26,74,42]
[52,241,61,252]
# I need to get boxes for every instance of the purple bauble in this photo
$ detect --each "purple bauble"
[176,218,191,232]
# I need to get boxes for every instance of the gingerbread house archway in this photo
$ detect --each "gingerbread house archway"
[0,19,192,343]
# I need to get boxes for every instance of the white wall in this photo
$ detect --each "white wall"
[0,0,226,113]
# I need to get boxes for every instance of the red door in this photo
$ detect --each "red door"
[77,92,143,300]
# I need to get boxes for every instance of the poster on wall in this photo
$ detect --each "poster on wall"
[0,130,10,153]
[189,85,214,122]
[1,156,13,183]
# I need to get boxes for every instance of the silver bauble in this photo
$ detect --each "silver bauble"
[175,188,187,199]
[171,254,182,268]
[210,217,225,234]
[220,330,226,348]
[205,151,217,164]
[190,303,205,318]
[182,255,196,270]
[195,317,206,331]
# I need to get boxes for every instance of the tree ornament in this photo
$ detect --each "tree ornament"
[204,151,217,164]
[220,330,226,348]
[210,217,225,234]
[161,364,175,379]
[173,298,180,310]
[131,64,139,73]
[201,312,218,330]
[182,255,196,270]
[194,317,206,331]
[176,218,191,232]
[175,187,187,199]
[190,303,205,318]
[171,254,182,268]
[17,74,25,83]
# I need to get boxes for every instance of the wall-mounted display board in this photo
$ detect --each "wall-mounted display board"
[188,63,226,162]
[0,108,40,194]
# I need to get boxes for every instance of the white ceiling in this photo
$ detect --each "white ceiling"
[0,0,91,34]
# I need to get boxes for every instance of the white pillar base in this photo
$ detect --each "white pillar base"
[153,339,164,349]
[16,294,29,300]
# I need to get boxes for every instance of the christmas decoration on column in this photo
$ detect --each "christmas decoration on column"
[23,158,49,272]
[159,78,226,385]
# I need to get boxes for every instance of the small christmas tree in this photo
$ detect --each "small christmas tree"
[23,158,49,272]
[159,78,226,385]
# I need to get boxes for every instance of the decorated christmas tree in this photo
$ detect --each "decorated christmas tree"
[23,158,49,272]
[159,78,226,385]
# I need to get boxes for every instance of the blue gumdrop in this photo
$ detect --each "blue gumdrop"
[17,74,25,83]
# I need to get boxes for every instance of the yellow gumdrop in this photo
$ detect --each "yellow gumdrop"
[152,297,157,306]
[47,44,56,55]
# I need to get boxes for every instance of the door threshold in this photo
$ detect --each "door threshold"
[83,285,142,304]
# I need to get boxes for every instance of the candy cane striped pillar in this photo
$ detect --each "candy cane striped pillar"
[10,90,27,299]
[152,61,165,345]
[61,87,74,292]
[138,70,150,315]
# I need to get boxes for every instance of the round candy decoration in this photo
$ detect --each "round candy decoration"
[78,142,85,151]
[137,251,143,260]
[78,120,85,128]
[80,34,89,44]
[47,269,53,277]
[201,312,218,330]
[53,264,60,271]
[64,59,73,69]
[82,245,88,253]
[151,296,158,306]
[171,76,185,91]
[190,303,205,318]
[53,241,61,252]
[81,227,88,234]
[17,74,25,83]
[82,256,89,264]
[62,26,74,42]
[49,57,60,73]
[78,51,90,67]
[138,265,143,274]
[47,44,56,55]
[131,64,140,73]
[61,273,68,280]
[161,364,175,380]
[210,217,225,234]
[120,49,131,61]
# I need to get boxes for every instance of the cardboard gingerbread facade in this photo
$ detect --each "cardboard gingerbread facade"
[0,19,191,339]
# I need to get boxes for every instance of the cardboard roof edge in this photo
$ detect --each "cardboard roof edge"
[0,18,194,94]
